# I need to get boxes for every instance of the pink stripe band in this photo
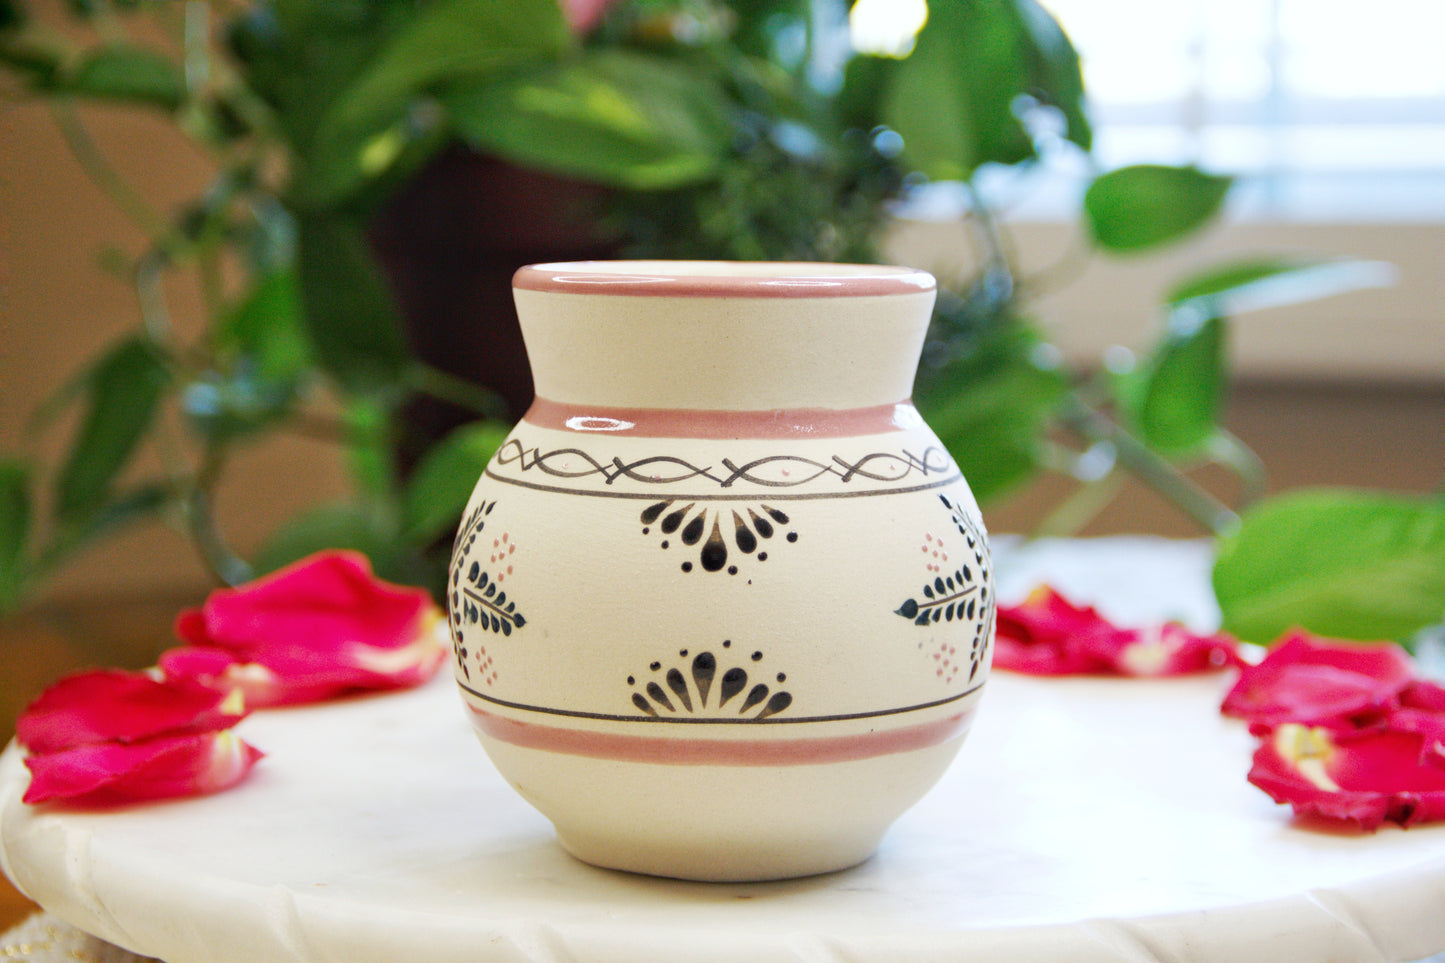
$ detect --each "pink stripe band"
[524,398,921,439]
[514,262,936,298]
[467,707,974,766]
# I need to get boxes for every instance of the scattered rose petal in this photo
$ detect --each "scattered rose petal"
[1086,621,1243,677]
[23,730,263,806]
[993,585,1240,676]
[168,550,446,705]
[1248,722,1445,830]
[1220,632,1416,731]
[1400,679,1445,714]
[16,669,246,755]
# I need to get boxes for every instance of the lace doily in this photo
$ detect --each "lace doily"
[0,913,159,963]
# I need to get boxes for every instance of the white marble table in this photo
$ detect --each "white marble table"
[3,538,1443,963]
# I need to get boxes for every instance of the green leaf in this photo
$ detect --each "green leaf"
[343,397,396,501]
[1126,312,1226,456]
[62,45,186,111]
[321,0,569,137]
[1007,0,1091,151]
[1084,165,1233,254]
[1214,489,1445,646]
[284,0,569,204]
[883,0,1033,180]
[0,459,31,612]
[1166,257,1397,316]
[881,0,1088,179]
[0,37,62,87]
[294,214,410,393]
[217,269,311,385]
[915,331,1068,503]
[444,50,733,190]
[55,337,169,519]
[836,53,896,132]
[401,420,510,542]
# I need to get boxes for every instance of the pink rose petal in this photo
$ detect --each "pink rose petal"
[1221,632,1416,731]
[16,669,246,755]
[1249,723,1445,830]
[994,585,1239,677]
[22,730,263,806]
[169,550,446,704]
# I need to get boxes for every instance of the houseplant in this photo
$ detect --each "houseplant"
[1,0,1440,647]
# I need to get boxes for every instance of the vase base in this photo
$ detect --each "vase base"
[554,826,883,882]
[476,732,969,883]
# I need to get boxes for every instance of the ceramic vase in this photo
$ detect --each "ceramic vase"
[447,261,995,881]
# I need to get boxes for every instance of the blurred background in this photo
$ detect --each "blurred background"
[1,0,1443,928]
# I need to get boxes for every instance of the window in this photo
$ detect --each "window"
[1044,0,1445,220]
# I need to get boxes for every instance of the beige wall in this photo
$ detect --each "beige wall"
[0,96,350,602]
[2,93,1442,605]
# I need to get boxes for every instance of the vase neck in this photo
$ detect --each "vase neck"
[511,262,937,412]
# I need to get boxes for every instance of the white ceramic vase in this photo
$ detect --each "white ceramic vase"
[447,261,995,881]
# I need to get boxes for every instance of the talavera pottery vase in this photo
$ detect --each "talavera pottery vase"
[447,261,996,882]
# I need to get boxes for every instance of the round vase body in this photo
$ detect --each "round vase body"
[447,262,995,881]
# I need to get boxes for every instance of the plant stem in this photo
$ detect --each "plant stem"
[51,101,167,241]
[1060,395,1240,536]
[1206,428,1268,508]
[1033,470,1126,538]
[186,442,254,586]
[404,362,509,420]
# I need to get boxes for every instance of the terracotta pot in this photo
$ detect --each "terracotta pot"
[446,261,996,881]
[369,148,619,460]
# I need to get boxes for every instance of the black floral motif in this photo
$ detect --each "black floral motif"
[456,562,527,636]
[895,494,995,685]
[449,499,527,690]
[895,569,981,626]
[639,501,799,574]
[450,499,493,573]
[628,642,793,720]
[448,500,495,679]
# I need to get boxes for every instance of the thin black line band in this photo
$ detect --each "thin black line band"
[455,682,985,725]
[479,469,965,501]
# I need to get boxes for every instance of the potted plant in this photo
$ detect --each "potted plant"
[1,0,1439,650]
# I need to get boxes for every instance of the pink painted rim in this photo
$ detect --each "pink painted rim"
[513,261,936,298]
[468,706,974,766]
[524,398,924,439]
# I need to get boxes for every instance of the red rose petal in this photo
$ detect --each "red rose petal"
[1400,679,1445,713]
[16,669,246,755]
[169,550,446,704]
[22,731,263,806]
[1221,632,1416,730]
[994,585,1239,677]
[1249,723,1445,830]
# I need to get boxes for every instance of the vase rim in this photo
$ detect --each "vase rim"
[514,261,936,298]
